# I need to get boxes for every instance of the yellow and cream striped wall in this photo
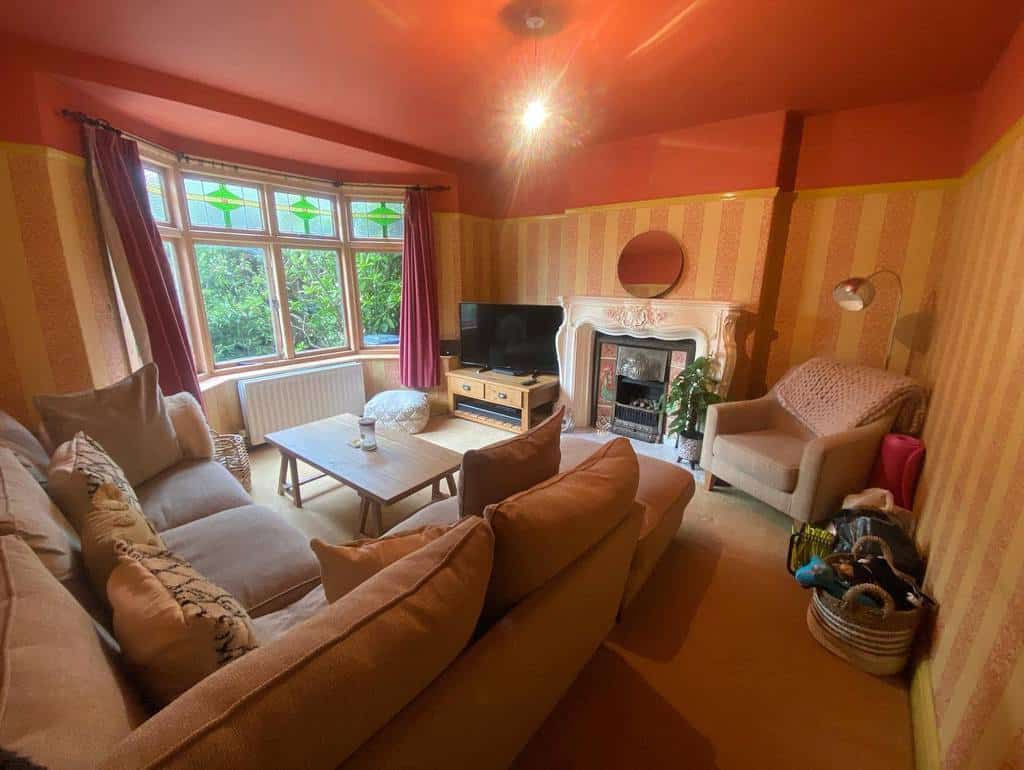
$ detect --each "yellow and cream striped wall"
[0,142,128,426]
[766,180,958,384]
[909,116,1024,770]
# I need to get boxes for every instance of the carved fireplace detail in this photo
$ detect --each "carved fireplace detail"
[555,296,745,431]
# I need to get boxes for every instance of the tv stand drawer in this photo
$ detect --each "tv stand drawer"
[484,384,523,408]
[450,376,484,400]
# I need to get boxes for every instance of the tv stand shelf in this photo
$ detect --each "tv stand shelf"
[447,368,560,434]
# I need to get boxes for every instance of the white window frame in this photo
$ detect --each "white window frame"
[142,152,404,377]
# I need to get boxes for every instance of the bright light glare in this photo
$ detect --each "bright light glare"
[522,99,549,131]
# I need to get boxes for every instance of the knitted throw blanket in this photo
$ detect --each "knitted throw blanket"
[774,357,926,436]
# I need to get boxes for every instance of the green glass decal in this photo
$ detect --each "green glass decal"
[350,200,404,240]
[184,176,263,231]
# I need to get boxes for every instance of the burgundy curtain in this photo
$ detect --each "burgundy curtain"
[86,126,203,404]
[399,188,441,388]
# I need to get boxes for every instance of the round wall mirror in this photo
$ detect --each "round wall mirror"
[617,230,683,298]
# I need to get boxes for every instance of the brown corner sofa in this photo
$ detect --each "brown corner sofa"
[0,401,693,770]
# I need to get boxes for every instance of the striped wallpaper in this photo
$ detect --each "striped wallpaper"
[911,117,1024,770]
[767,181,958,384]
[0,142,128,425]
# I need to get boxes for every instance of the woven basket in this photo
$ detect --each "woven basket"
[211,432,252,492]
[806,536,926,676]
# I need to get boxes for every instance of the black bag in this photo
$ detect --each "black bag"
[832,509,925,581]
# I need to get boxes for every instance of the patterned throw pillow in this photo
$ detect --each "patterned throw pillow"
[47,432,144,529]
[81,483,164,598]
[108,540,258,707]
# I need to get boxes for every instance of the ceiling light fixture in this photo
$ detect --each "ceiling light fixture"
[522,13,549,133]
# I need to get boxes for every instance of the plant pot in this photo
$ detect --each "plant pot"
[677,430,703,469]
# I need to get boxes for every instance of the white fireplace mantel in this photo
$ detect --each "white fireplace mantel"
[555,296,745,428]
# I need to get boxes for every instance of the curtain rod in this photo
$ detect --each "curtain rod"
[59,109,450,193]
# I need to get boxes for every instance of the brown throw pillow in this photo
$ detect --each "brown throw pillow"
[311,525,451,603]
[483,436,640,618]
[34,363,181,487]
[457,405,564,518]
[107,540,258,707]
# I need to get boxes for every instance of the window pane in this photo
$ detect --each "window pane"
[281,249,347,352]
[350,200,404,240]
[162,241,194,349]
[145,167,169,224]
[193,243,277,363]
[274,191,336,237]
[355,251,401,346]
[184,176,263,231]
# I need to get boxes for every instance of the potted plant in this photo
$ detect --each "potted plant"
[662,356,723,468]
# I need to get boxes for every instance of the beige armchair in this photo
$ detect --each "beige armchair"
[699,390,891,523]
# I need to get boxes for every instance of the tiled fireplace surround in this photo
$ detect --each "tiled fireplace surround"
[555,296,744,434]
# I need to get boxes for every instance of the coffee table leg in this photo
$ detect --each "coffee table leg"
[371,500,384,537]
[276,453,288,496]
[358,497,370,535]
[446,473,457,496]
[289,456,302,508]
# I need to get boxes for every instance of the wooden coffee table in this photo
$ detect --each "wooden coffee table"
[265,413,462,537]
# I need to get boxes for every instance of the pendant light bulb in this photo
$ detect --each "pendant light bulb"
[523,99,549,131]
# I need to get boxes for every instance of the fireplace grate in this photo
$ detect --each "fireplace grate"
[613,401,663,441]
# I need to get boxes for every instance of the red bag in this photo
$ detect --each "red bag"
[869,433,925,509]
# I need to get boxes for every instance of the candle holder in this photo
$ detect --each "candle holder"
[358,416,378,451]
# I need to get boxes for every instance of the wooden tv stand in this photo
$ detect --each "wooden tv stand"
[446,368,560,434]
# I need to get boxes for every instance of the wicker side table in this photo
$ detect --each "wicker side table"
[211,432,252,492]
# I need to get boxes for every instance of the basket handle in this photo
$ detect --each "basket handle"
[840,583,895,618]
[850,534,921,588]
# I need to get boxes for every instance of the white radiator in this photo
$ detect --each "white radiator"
[237,361,366,445]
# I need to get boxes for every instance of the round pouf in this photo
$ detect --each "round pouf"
[363,389,430,434]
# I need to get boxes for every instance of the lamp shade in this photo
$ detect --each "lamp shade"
[832,276,877,311]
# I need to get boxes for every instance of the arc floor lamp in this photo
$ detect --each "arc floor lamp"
[832,268,904,370]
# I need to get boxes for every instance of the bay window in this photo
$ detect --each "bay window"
[143,156,404,375]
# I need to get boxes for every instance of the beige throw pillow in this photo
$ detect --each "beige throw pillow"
[48,432,144,529]
[34,363,181,486]
[164,391,214,460]
[0,448,78,582]
[108,540,258,707]
[0,410,50,486]
[483,436,640,618]
[457,405,564,518]
[311,525,451,602]
[81,483,164,598]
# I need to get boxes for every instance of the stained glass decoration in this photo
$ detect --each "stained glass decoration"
[274,191,335,237]
[184,176,263,231]
[144,167,169,224]
[350,200,404,240]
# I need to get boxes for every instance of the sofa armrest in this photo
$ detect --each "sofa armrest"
[164,392,214,460]
[700,396,777,469]
[790,418,889,523]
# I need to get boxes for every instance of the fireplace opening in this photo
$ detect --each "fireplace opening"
[591,334,697,443]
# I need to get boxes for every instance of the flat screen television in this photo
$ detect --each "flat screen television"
[459,302,563,375]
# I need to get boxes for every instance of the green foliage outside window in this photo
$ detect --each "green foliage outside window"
[282,248,347,352]
[194,244,277,363]
[355,250,402,345]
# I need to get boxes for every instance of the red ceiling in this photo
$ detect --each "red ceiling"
[2,1,1022,166]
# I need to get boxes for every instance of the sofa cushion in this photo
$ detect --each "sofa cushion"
[109,541,259,707]
[388,495,460,535]
[458,406,563,518]
[0,536,147,770]
[98,516,495,770]
[713,429,806,492]
[81,483,165,598]
[250,585,328,644]
[0,410,50,486]
[311,524,451,602]
[34,363,181,487]
[137,459,252,531]
[164,392,214,460]
[483,436,640,619]
[47,432,145,530]
[161,504,320,617]
[0,448,78,581]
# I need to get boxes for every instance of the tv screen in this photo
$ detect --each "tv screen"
[459,303,563,374]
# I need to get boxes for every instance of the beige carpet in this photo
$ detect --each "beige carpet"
[250,417,913,770]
